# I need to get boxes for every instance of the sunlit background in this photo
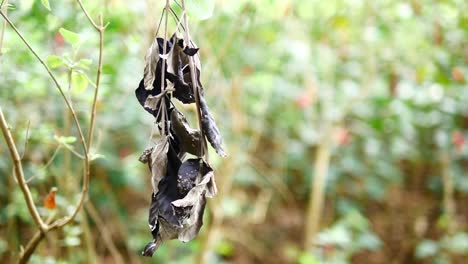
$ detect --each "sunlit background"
[1,0,468,263]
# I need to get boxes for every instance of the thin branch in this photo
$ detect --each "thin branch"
[17,212,57,264]
[0,11,88,161]
[0,12,90,227]
[0,2,107,259]
[55,1,108,229]
[17,229,44,264]
[0,107,48,232]
[0,0,7,57]
[76,0,108,150]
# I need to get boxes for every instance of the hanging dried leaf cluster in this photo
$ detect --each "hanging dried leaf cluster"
[135,29,225,256]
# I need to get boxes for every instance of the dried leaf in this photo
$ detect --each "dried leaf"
[135,75,170,120]
[165,36,203,104]
[149,136,170,193]
[143,36,173,91]
[177,196,206,242]
[176,159,201,196]
[138,147,153,164]
[144,155,217,255]
[170,109,201,156]
[183,47,199,56]
[153,143,182,228]
[44,187,57,209]
[172,160,217,242]
[199,95,227,157]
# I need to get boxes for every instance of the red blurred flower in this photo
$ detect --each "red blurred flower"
[452,130,464,153]
[295,93,312,110]
[333,127,351,146]
[54,32,65,48]
[452,67,465,83]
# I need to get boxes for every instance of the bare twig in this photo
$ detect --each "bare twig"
[76,0,110,149]
[0,0,7,57]
[0,107,48,232]
[0,1,107,260]
[0,12,90,228]
[18,213,57,264]
[55,1,108,229]
[0,11,88,160]
[17,230,44,264]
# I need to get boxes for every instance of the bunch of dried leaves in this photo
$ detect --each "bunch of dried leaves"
[135,33,225,257]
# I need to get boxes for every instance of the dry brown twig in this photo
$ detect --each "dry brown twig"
[0,0,108,262]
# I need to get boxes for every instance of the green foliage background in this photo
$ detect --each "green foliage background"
[1,0,467,263]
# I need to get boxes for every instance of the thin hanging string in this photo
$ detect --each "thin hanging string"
[180,0,209,162]
[158,0,170,136]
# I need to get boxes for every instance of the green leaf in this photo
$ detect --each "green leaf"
[215,240,234,256]
[59,28,80,45]
[298,253,320,264]
[90,153,105,161]
[78,59,93,70]
[54,135,77,144]
[186,0,215,21]
[7,3,17,10]
[71,72,88,93]
[46,55,63,69]
[40,0,51,11]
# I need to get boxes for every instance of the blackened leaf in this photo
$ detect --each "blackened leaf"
[165,35,204,104]
[154,143,182,227]
[170,109,201,156]
[142,241,157,257]
[172,160,217,242]
[144,36,174,91]
[149,136,170,193]
[169,76,195,104]
[183,47,199,56]
[135,60,171,120]
[143,143,183,256]
[148,193,159,237]
[199,95,227,157]
[177,159,201,197]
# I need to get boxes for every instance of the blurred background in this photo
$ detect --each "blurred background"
[1,0,468,263]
